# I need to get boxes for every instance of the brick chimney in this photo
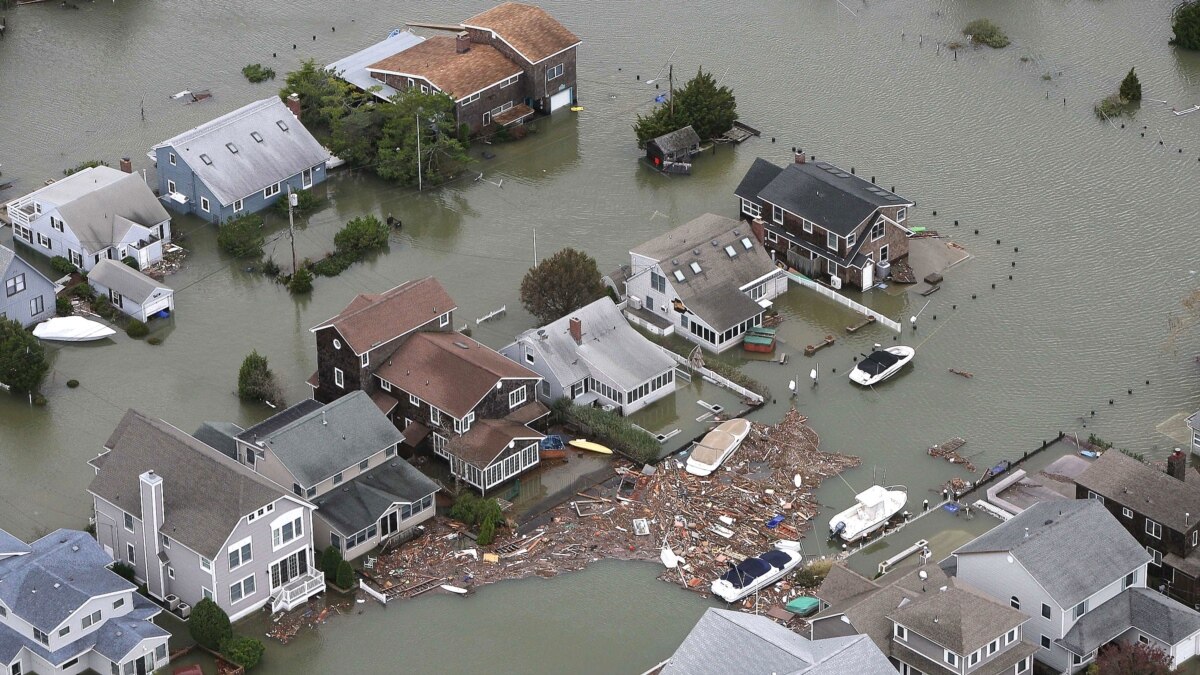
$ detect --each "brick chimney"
[794,149,806,164]
[119,157,133,174]
[456,31,471,54]
[286,92,301,119]
[569,317,582,345]
[1168,448,1187,481]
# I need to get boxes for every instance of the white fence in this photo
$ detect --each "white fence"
[659,349,764,404]
[783,271,902,332]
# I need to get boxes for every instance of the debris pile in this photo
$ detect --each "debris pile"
[265,592,354,644]
[927,437,974,472]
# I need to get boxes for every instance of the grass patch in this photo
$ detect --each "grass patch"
[963,19,1010,48]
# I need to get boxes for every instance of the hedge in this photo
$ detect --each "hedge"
[551,399,660,464]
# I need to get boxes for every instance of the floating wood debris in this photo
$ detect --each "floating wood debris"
[890,261,917,284]
[948,368,973,378]
[846,316,876,334]
[804,335,836,356]
[927,437,974,472]
[919,285,941,296]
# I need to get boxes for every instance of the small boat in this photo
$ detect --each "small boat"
[568,439,613,455]
[440,584,469,595]
[784,595,821,617]
[742,326,777,353]
[849,346,915,386]
[828,485,908,543]
[1173,104,1200,116]
[685,419,752,476]
[710,540,803,603]
[32,316,116,342]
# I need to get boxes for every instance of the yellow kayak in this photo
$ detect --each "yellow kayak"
[568,439,613,455]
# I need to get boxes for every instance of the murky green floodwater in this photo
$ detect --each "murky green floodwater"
[2,0,1200,671]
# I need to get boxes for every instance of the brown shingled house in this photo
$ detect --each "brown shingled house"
[364,2,580,134]
[308,277,548,494]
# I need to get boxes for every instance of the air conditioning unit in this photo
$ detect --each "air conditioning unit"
[629,296,643,310]
[177,602,191,619]
[165,594,181,611]
[829,275,843,290]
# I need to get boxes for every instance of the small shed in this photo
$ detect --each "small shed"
[88,259,174,323]
[646,125,702,169]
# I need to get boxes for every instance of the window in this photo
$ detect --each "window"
[1040,634,1051,649]
[50,217,64,232]
[690,262,702,275]
[167,566,174,579]
[1073,599,1088,620]
[169,152,176,166]
[1087,490,1104,504]
[306,486,316,498]
[772,204,783,224]
[802,218,813,234]
[944,650,958,667]
[386,445,396,458]
[166,179,177,195]
[987,639,999,656]
[1146,519,1162,539]
[1041,603,1052,619]
[359,352,370,368]
[201,196,210,213]
[500,74,519,88]
[228,541,252,569]
[1124,570,1137,589]
[871,220,885,240]
[229,574,256,603]
[826,231,838,250]
[200,556,212,571]
[846,232,856,248]
[330,533,341,550]
[765,229,777,244]
[334,367,344,388]
[200,153,212,165]
[226,142,239,154]
[969,651,980,666]
[741,199,761,219]
[81,609,101,628]
[269,550,309,590]
[160,534,170,549]
[741,237,754,250]
[59,626,70,637]
[123,512,134,532]
[33,628,48,646]
[1148,546,1162,566]
[547,63,564,80]
[439,312,450,327]
[13,224,32,243]
[202,587,213,601]
[645,295,654,311]
[461,92,480,105]
[233,199,243,213]
[264,183,280,199]
[673,270,685,283]
[420,84,429,94]
[1017,657,1030,673]
[650,271,666,292]
[37,233,52,250]
[334,472,343,485]
[380,378,391,392]
[1138,634,1150,645]
[724,245,737,258]
[894,624,907,641]
[430,407,441,425]
[409,392,419,406]
[359,458,370,471]
[272,516,303,548]
[109,290,122,308]
[1006,628,1018,645]
[1194,529,1198,547]
[524,349,535,364]
[406,77,415,88]
[1010,595,1020,610]
[127,543,135,563]
[897,207,907,221]
[509,386,526,409]
[5,274,25,297]
[1123,506,1133,518]
[332,338,341,350]
[251,131,263,143]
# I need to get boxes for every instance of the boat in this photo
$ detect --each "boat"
[742,326,777,353]
[685,419,752,477]
[848,345,915,386]
[440,584,469,595]
[568,439,613,455]
[1173,104,1200,116]
[32,316,116,342]
[828,485,908,543]
[710,540,804,603]
[785,595,821,617]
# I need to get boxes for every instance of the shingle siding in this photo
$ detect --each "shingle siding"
[0,252,55,328]
[155,146,325,223]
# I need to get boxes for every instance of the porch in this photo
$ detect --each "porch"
[270,569,325,614]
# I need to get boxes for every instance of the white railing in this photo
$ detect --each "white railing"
[272,571,325,613]
[659,349,764,404]
[782,270,902,332]
[7,198,34,228]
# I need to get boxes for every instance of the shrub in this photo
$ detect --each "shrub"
[458,122,471,145]
[333,216,389,254]
[50,256,77,276]
[321,546,343,582]
[63,160,109,176]
[1119,67,1142,102]
[109,561,136,582]
[55,297,73,317]
[309,251,355,277]
[125,320,149,339]
[288,267,313,294]
[242,63,277,84]
[478,518,496,546]
[550,400,661,464]
[66,379,79,388]
[794,559,833,588]
[217,215,265,258]
[963,19,1010,48]
[221,636,266,670]
[188,598,232,650]
[121,256,140,270]
[335,560,354,590]
[1172,1,1200,50]
[0,318,50,394]
[273,187,321,215]
[71,284,95,300]
[262,258,281,278]
[147,336,163,345]
[450,493,504,543]
[237,350,284,404]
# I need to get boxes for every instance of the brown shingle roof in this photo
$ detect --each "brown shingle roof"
[375,331,540,419]
[465,2,580,64]
[1075,449,1200,534]
[311,277,456,354]
[367,36,521,100]
[447,418,543,468]
[887,585,1028,655]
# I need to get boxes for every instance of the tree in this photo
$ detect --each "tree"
[1092,641,1172,675]
[188,598,232,651]
[288,267,313,295]
[634,67,737,147]
[519,248,606,324]
[321,546,343,582]
[0,318,50,394]
[1171,1,1200,50]
[217,215,265,258]
[333,216,389,254]
[280,60,360,131]
[335,560,355,589]
[221,636,266,670]
[237,350,284,404]
[375,89,470,187]
[1120,68,1142,102]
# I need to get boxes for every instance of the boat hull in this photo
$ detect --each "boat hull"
[568,439,613,455]
[32,317,116,342]
[828,486,908,543]
[685,419,752,476]
[710,541,803,603]
[849,346,915,386]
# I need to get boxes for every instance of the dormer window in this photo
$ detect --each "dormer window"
[251,131,263,143]
[276,120,289,131]
[894,624,907,641]
[439,312,450,328]
[226,142,239,154]
[944,650,958,667]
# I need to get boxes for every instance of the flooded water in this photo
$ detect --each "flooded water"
[3,0,1200,670]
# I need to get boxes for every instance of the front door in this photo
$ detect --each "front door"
[302,167,313,189]
[135,656,148,675]
[862,261,874,289]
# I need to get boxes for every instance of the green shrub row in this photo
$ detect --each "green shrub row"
[551,399,661,465]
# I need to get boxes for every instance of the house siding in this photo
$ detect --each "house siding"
[7,200,169,274]
[0,254,55,328]
[463,29,578,113]
[88,278,173,323]
[372,72,519,135]
[154,146,326,223]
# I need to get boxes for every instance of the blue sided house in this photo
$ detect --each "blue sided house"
[151,97,330,223]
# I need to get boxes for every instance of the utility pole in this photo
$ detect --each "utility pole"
[668,63,674,118]
[287,186,298,273]
[532,227,537,266]
[415,112,423,191]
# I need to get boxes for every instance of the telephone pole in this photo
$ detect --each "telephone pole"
[415,112,423,191]
[287,186,298,273]
[668,64,674,118]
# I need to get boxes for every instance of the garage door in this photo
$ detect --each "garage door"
[145,297,172,317]
[550,88,573,112]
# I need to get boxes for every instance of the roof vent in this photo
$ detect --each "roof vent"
[53,583,60,589]
[251,131,263,143]
[226,143,239,154]
[933,615,939,623]
[692,249,700,256]
[711,240,719,247]
[453,341,470,349]
[322,411,327,426]
[71,545,79,552]
[1024,527,1029,539]
[276,120,289,131]
[200,154,212,166]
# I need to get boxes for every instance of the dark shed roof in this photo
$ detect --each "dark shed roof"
[650,125,701,154]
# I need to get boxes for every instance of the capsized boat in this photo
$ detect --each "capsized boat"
[440,584,468,595]
[828,485,908,543]
[32,316,116,342]
[568,439,613,455]
[710,540,803,603]
[685,419,752,477]
[848,346,915,386]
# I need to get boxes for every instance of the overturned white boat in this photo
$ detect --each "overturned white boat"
[711,540,803,603]
[829,485,908,543]
[849,346,914,386]
[685,419,752,477]
[32,316,116,342]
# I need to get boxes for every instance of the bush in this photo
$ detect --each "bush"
[333,216,389,255]
[309,251,356,277]
[125,320,149,338]
[66,379,79,388]
[50,256,77,276]
[335,560,355,590]
[221,636,266,670]
[288,267,313,294]
[1119,67,1142,102]
[458,122,471,145]
[56,297,73,317]
[450,492,505,543]
[63,160,109,176]
[550,400,661,464]
[188,598,232,650]
[1094,94,1132,119]
[321,546,343,582]
[478,519,496,546]
[237,350,284,404]
[0,318,50,394]
[147,336,163,345]
[1172,1,1200,50]
[262,258,281,278]
[273,187,321,215]
[217,215,265,258]
[71,284,95,301]
[963,19,1010,48]
[242,63,277,84]
[121,256,139,270]
[794,559,833,588]
[109,561,136,582]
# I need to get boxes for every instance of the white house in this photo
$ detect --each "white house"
[86,260,174,323]
[4,167,171,272]
[500,297,678,415]
[626,213,788,353]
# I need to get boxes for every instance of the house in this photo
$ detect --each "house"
[152,97,330,222]
[500,297,677,415]
[1074,448,1200,608]
[229,391,440,561]
[0,244,55,328]
[810,563,1037,675]
[1189,412,1200,456]
[646,125,701,170]
[4,166,171,273]
[0,528,170,675]
[735,153,915,291]
[86,260,173,323]
[362,3,580,134]
[326,30,427,101]
[950,499,1200,672]
[88,410,325,621]
[626,213,788,353]
[648,607,894,675]
[309,277,549,494]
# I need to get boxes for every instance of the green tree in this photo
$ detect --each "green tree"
[375,89,469,187]
[221,636,266,670]
[519,247,606,324]
[1172,1,1200,50]
[237,350,284,404]
[329,105,385,168]
[217,215,265,258]
[333,216,389,254]
[478,518,496,546]
[188,598,232,651]
[1120,68,1143,102]
[280,60,359,131]
[634,67,737,147]
[288,267,314,295]
[0,318,50,394]
[335,560,355,589]
[321,546,343,582]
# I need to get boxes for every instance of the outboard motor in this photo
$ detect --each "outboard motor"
[830,521,846,539]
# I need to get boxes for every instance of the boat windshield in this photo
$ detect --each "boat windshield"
[760,550,792,569]
[719,557,772,588]
[858,350,901,376]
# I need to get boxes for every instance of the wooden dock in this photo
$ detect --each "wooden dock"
[846,316,876,333]
[930,437,967,454]
[804,335,835,356]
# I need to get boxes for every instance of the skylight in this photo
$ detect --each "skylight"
[673,270,685,282]
[199,154,212,165]
[724,245,737,258]
[690,262,702,274]
[741,237,753,250]
[276,120,289,131]
[250,131,263,143]
[226,143,239,154]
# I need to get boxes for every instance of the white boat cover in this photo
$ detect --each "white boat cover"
[32,316,116,342]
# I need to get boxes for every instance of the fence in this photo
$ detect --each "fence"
[782,270,902,332]
[659,349,764,403]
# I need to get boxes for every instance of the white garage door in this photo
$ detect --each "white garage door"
[145,297,172,318]
[550,88,573,112]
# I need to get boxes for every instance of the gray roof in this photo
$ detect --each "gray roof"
[193,421,244,460]
[87,259,171,305]
[326,31,425,101]
[23,167,169,252]
[0,592,165,668]
[756,161,913,237]
[1075,449,1200,534]
[239,391,404,487]
[154,97,329,206]
[0,528,31,557]
[955,500,1151,608]
[238,398,323,440]
[631,213,781,332]
[662,608,894,675]
[1059,587,1200,655]
[0,529,134,633]
[650,125,701,154]
[815,563,879,608]
[888,585,1028,655]
[812,563,945,652]
[89,410,292,558]
[510,297,675,392]
[312,459,440,535]
[734,157,784,202]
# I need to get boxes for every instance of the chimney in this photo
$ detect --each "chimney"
[794,149,806,164]
[286,92,301,119]
[138,470,167,598]
[456,31,471,54]
[569,317,582,345]
[119,157,133,174]
[1168,448,1187,481]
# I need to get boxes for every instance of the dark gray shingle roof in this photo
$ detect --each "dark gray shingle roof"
[1059,587,1200,655]
[312,459,440,535]
[87,259,171,305]
[734,157,784,202]
[888,585,1028,655]
[757,161,912,236]
[193,421,244,460]
[650,125,701,154]
[1075,450,1200,534]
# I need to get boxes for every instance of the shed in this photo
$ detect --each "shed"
[88,259,174,322]
[647,125,702,168]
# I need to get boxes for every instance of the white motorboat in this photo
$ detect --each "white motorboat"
[685,418,752,477]
[828,485,908,543]
[32,316,116,342]
[710,540,803,603]
[849,346,915,386]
